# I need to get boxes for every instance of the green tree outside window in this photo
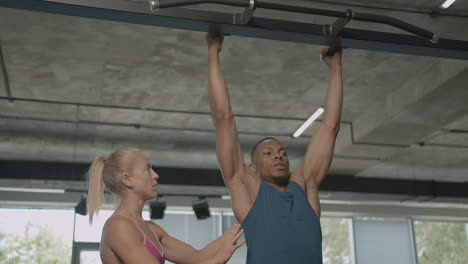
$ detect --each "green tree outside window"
[0,222,71,264]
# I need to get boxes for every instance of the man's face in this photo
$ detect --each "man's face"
[254,139,290,183]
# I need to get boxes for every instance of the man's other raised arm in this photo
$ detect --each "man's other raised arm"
[301,47,343,187]
[207,32,245,187]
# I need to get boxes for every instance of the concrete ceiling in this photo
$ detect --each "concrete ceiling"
[1,0,468,187]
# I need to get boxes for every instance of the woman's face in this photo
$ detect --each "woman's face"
[128,152,160,200]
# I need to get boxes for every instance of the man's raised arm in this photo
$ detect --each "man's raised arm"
[297,48,343,188]
[207,32,255,222]
[207,32,245,186]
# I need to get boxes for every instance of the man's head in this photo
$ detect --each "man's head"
[249,137,290,185]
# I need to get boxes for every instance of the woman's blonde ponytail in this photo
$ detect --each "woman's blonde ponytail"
[87,155,106,224]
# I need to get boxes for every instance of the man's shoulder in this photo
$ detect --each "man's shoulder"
[229,166,260,186]
[289,168,306,190]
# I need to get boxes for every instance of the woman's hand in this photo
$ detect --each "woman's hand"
[213,223,245,264]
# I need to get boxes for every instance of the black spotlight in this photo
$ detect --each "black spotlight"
[192,196,210,220]
[150,195,167,220]
[74,193,87,216]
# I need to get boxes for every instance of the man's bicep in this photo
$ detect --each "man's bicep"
[306,179,321,217]
[302,124,337,185]
[291,169,321,217]
[228,174,258,223]
[215,119,245,184]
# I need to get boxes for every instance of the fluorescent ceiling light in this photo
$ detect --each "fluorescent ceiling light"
[292,107,324,138]
[0,187,65,194]
[221,195,231,200]
[440,0,457,9]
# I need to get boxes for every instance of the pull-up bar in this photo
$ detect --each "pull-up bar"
[149,0,438,43]
[2,0,468,60]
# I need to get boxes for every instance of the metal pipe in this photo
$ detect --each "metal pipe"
[150,0,251,11]
[352,12,438,43]
[256,1,351,19]
[149,0,438,43]
[0,44,13,102]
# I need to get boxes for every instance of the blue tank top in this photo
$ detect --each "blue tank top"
[241,180,322,264]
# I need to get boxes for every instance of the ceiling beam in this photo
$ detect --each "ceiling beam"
[1,0,468,60]
[1,160,467,200]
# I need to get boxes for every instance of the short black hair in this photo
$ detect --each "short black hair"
[250,137,278,164]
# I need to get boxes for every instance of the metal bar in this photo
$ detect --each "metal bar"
[256,1,437,41]
[233,6,256,25]
[151,0,251,10]
[153,0,437,41]
[1,0,468,59]
[409,219,419,264]
[0,44,13,102]
[352,12,437,42]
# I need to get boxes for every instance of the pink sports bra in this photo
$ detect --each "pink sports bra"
[112,214,165,264]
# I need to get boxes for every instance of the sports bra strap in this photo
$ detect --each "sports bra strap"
[111,214,164,256]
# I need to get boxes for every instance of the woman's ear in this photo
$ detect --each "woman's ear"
[121,172,133,188]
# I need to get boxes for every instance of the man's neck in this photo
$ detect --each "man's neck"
[264,178,289,192]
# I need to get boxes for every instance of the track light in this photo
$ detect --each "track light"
[0,187,65,193]
[440,0,457,9]
[150,195,167,220]
[74,193,87,216]
[192,196,210,220]
[292,107,324,138]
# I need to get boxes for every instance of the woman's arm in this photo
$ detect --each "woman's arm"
[149,222,245,264]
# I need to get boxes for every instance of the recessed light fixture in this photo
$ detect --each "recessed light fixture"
[292,107,324,138]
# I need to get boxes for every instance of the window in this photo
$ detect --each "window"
[321,217,354,264]
[155,210,222,264]
[80,251,101,263]
[413,220,468,264]
[3,206,466,264]
[353,218,416,264]
[0,207,74,264]
[74,209,115,242]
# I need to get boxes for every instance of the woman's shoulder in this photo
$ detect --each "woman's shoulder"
[145,220,168,239]
[103,215,139,237]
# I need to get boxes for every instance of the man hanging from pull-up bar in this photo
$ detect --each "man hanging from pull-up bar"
[206,31,343,264]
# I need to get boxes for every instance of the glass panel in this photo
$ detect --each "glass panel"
[354,218,415,264]
[414,220,468,264]
[186,212,220,249]
[466,223,468,242]
[80,251,101,264]
[321,217,353,264]
[154,211,190,242]
[154,210,223,264]
[74,210,113,242]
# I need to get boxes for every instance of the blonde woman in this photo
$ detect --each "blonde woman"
[87,149,244,264]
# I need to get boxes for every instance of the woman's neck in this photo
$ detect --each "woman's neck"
[115,194,146,219]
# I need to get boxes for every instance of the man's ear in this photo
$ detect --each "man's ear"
[121,172,133,188]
